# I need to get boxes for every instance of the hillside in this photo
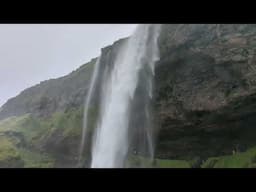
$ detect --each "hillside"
[0,58,97,120]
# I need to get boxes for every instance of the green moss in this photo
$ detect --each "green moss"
[18,148,55,168]
[0,137,20,161]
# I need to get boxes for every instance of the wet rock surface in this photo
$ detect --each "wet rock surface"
[154,24,256,159]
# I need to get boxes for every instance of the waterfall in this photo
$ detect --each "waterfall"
[80,24,161,168]
[78,57,101,167]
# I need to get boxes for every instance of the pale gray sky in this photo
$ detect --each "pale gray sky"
[0,24,138,107]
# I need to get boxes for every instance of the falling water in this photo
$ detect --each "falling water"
[78,57,101,166]
[80,24,161,168]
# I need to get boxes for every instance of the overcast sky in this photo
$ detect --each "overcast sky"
[0,24,138,107]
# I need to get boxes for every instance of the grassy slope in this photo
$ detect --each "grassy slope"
[201,147,256,168]
[0,137,20,162]
[0,132,54,167]
[2,110,256,168]
[127,155,191,168]
[0,107,85,167]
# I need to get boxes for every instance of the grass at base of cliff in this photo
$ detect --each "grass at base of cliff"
[154,159,190,168]
[201,147,256,168]
[126,155,191,168]
[128,146,256,168]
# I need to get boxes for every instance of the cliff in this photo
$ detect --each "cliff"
[154,24,256,160]
[1,24,256,167]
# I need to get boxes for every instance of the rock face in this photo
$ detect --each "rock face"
[1,24,256,164]
[154,24,256,159]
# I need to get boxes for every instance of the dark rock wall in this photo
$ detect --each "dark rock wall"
[154,24,256,159]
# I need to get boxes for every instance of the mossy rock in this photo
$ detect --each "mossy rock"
[18,148,55,168]
[0,137,24,167]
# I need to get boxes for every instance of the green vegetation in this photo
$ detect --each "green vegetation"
[126,155,154,167]
[0,137,54,167]
[154,159,190,168]
[0,107,85,167]
[127,155,191,168]
[18,148,54,168]
[2,108,256,168]
[201,157,221,168]
[0,137,20,162]
[0,103,102,167]
[201,147,256,168]
[0,114,30,132]
[0,107,84,143]
[43,108,83,139]
[127,146,256,168]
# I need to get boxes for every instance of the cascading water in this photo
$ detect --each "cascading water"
[78,57,101,167]
[80,24,161,168]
